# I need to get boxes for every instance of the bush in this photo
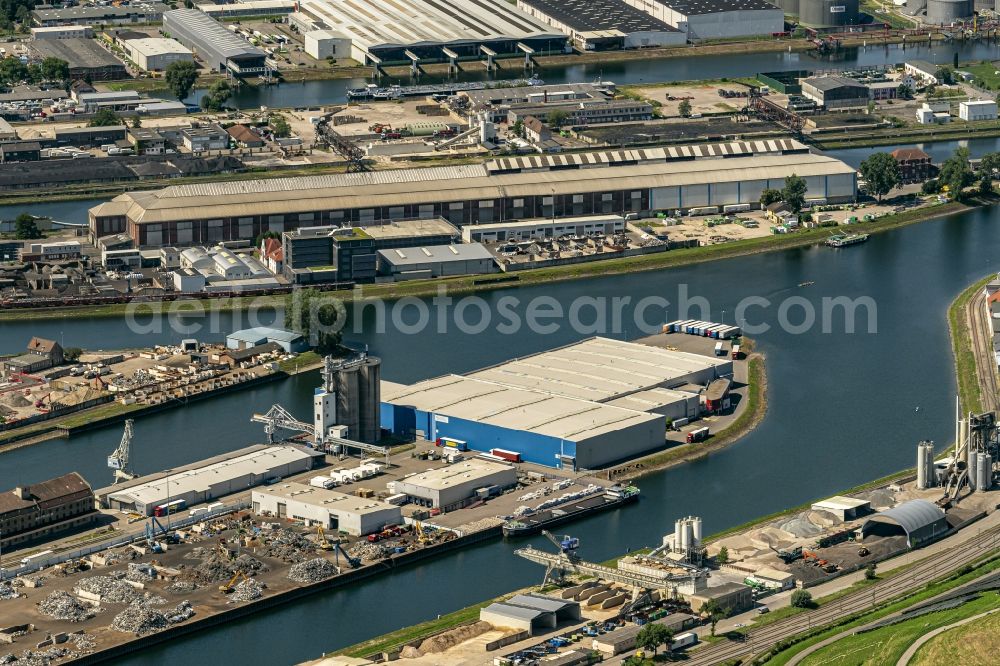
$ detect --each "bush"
[921,179,941,195]
[790,589,814,609]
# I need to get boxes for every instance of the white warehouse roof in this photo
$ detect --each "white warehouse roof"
[382,374,662,443]
[107,446,315,507]
[254,482,399,515]
[399,459,515,491]
[125,37,192,58]
[467,337,731,402]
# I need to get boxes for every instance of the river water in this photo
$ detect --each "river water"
[1,195,998,663]
[177,40,1000,108]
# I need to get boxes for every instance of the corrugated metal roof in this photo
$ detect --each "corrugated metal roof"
[864,499,945,535]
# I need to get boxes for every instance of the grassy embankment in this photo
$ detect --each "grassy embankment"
[0,199,976,324]
[911,605,1000,665]
[949,275,993,415]
[756,554,1000,666]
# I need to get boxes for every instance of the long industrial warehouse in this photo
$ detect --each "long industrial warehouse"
[380,338,732,469]
[89,140,856,247]
[294,0,566,65]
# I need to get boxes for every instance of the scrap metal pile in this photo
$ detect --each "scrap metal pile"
[37,591,97,622]
[287,558,337,583]
[191,553,268,584]
[111,600,194,637]
[125,563,155,583]
[74,575,140,603]
[0,582,18,600]
[348,541,387,561]
[256,528,318,563]
[229,578,264,602]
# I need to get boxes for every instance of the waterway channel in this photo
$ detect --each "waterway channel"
[1,196,997,663]
[173,40,1000,108]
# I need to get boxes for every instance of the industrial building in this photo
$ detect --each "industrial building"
[226,327,310,353]
[32,3,169,26]
[0,473,96,551]
[460,82,614,120]
[123,37,194,72]
[515,0,685,50]
[461,215,626,243]
[31,25,93,40]
[163,8,270,76]
[313,354,383,444]
[251,483,401,535]
[381,337,730,468]
[480,595,581,633]
[860,499,949,548]
[507,99,655,125]
[892,148,934,184]
[171,245,279,293]
[1,337,65,375]
[294,0,566,66]
[904,60,941,85]
[811,495,872,521]
[88,142,856,249]
[304,30,352,60]
[29,38,128,81]
[801,75,870,110]
[389,460,518,509]
[196,0,297,18]
[620,0,784,40]
[959,100,998,122]
[281,218,461,284]
[102,445,321,515]
[376,243,497,280]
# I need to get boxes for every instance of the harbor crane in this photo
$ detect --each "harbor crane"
[107,419,138,484]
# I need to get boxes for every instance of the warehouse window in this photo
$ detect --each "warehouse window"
[299,212,315,222]
[388,206,404,219]
[418,204,434,219]
[238,217,253,239]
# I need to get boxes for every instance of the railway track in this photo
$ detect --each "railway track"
[683,523,1000,665]
[967,289,1000,413]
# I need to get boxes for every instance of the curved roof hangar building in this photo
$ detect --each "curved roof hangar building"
[860,499,948,548]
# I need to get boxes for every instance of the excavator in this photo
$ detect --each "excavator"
[219,571,250,594]
[316,525,333,551]
[414,521,433,546]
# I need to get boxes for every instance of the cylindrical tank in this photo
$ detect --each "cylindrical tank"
[926,0,973,23]
[917,443,928,489]
[692,516,703,546]
[902,0,927,14]
[674,519,684,552]
[774,0,800,13]
[799,0,860,27]
[357,355,381,444]
[333,363,360,441]
[977,452,992,491]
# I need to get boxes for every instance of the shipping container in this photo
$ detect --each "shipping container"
[490,448,522,463]
[439,437,468,451]
[189,506,209,516]
[20,550,54,566]
[310,476,335,489]
[207,502,225,511]
[672,632,698,650]
[714,342,725,356]
[673,417,690,428]
[686,427,710,443]
[385,493,409,505]
[731,344,742,360]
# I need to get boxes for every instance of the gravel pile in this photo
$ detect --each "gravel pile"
[37,591,96,622]
[229,578,263,602]
[125,563,155,582]
[74,576,140,603]
[258,529,317,563]
[348,542,387,561]
[2,393,30,408]
[0,582,17,600]
[287,558,337,583]
[111,599,192,637]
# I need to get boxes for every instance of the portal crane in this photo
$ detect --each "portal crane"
[536,530,581,585]
[108,419,138,484]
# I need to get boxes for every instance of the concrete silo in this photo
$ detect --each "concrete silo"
[357,355,382,444]
[774,0,801,14]
[799,0,860,27]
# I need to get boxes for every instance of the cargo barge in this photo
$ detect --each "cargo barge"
[825,232,869,248]
[347,76,544,100]
[502,485,639,537]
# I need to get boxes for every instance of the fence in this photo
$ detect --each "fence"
[0,500,249,581]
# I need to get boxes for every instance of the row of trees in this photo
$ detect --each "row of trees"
[759,174,808,214]
[857,147,999,203]
[0,56,68,86]
[164,61,233,111]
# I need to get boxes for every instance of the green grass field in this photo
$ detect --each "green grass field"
[911,606,1000,666]
[948,275,992,415]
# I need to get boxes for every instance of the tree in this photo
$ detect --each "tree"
[921,178,941,195]
[545,109,569,128]
[790,589,814,609]
[89,108,121,127]
[0,57,28,85]
[781,173,808,215]
[270,114,291,138]
[636,623,673,656]
[935,66,955,85]
[131,115,143,128]
[678,99,692,117]
[511,119,525,139]
[63,347,82,362]
[976,151,1000,196]
[897,83,914,99]
[285,288,343,355]
[39,57,69,81]
[165,60,198,101]
[938,147,973,198]
[759,188,782,207]
[864,563,878,581]
[859,152,901,203]
[700,599,726,637]
[13,213,41,239]
[200,80,232,111]
[716,545,729,564]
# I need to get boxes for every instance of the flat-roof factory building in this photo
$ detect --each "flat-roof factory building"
[163,8,270,76]
[88,140,856,248]
[389,460,518,509]
[621,0,784,39]
[30,38,128,81]
[376,243,498,280]
[123,37,194,72]
[294,0,566,66]
[516,0,686,50]
[251,483,401,535]
[382,338,731,469]
[32,3,169,26]
[99,445,322,515]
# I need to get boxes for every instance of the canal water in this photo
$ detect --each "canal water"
[1,197,998,663]
[175,40,1000,108]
